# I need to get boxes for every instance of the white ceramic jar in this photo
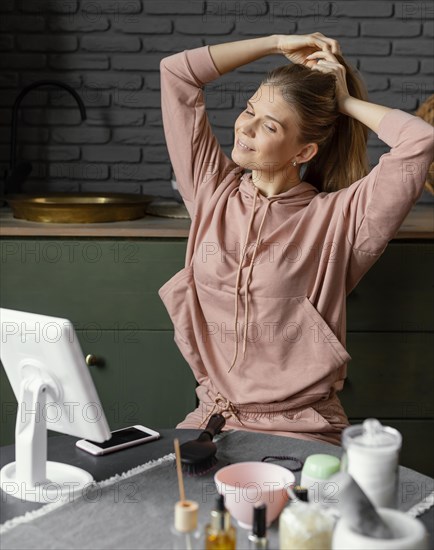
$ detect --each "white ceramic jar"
[341,419,402,508]
[332,507,428,549]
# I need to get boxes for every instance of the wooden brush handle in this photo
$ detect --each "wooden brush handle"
[199,414,226,441]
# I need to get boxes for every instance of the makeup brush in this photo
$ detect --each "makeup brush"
[179,414,226,475]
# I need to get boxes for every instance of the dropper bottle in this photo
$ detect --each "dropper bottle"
[248,502,268,549]
[205,494,236,550]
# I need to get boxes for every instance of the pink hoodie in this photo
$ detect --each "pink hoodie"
[159,45,434,445]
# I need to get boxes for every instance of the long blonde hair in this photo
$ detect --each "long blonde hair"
[261,55,371,193]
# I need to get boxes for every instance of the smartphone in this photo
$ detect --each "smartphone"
[75,425,160,456]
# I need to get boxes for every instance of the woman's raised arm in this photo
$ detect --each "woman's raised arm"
[208,32,342,76]
[339,96,393,135]
[208,35,279,75]
[305,47,394,133]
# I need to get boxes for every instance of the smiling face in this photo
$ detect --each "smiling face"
[231,84,317,191]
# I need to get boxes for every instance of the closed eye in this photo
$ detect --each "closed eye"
[244,109,276,133]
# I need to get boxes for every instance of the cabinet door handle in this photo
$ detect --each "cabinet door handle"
[85,354,104,367]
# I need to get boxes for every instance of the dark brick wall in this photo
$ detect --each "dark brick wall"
[0,0,433,201]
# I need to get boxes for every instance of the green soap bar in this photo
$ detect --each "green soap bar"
[302,454,341,479]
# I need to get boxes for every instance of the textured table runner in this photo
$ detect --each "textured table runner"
[1,430,433,549]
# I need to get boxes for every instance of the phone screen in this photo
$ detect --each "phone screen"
[85,427,155,449]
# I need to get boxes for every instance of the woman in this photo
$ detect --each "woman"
[159,33,433,445]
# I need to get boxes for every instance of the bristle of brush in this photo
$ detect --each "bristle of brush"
[177,414,226,476]
[181,455,218,476]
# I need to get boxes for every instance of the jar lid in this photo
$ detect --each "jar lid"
[301,454,341,480]
[342,419,402,450]
[174,500,198,533]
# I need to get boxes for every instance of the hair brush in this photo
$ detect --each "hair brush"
[179,413,226,475]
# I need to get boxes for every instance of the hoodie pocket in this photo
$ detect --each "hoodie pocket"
[300,296,352,365]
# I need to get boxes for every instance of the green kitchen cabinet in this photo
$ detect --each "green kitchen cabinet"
[1,237,433,476]
[0,330,197,447]
[0,238,197,447]
[0,238,187,329]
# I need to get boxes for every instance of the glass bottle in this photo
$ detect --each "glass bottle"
[171,500,202,550]
[248,502,268,549]
[205,494,236,550]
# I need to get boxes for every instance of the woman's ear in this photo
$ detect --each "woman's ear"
[297,142,318,164]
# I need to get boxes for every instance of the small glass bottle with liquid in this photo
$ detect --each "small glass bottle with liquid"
[205,494,237,550]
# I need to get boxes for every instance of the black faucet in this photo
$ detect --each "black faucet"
[5,80,87,194]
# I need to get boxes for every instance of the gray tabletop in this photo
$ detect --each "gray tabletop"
[1,429,433,549]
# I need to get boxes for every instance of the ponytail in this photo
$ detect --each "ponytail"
[263,55,371,193]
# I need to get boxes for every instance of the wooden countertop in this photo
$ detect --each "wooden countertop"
[0,203,433,238]
[0,207,191,237]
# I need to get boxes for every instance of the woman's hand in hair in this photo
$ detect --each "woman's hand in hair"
[277,32,342,66]
[304,49,351,109]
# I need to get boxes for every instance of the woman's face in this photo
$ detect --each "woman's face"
[231,84,313,180]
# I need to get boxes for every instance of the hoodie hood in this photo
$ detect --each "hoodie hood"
[228,172,319,373]
[239,171,319,206]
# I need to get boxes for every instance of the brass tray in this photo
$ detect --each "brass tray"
[4,193,154,223]
[144,198,190,219]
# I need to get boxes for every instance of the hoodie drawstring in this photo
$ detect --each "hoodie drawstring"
[198,392,246,428]
[227,186,258,373]
[227,185,277,373]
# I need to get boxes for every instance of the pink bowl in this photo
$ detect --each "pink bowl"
[214,461,295,529]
